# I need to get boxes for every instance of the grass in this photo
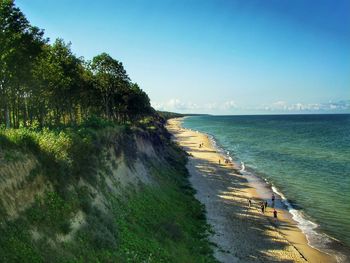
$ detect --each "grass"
[106,161,217,263]
[0,117,217,262]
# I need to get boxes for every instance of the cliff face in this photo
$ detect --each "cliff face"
[0,124,216,262]
[0,154,51,218]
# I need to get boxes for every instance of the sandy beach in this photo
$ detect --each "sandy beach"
[167,118,336,263]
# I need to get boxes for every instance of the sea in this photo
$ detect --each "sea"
[182,114,350,262]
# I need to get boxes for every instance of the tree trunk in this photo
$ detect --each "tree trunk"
[23,97,28,127]
[5,105,10,128]
[12,106,16,128]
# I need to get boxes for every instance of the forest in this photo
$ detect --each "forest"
[0,0,153,129]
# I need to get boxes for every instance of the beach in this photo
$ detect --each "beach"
[167,118,336,263]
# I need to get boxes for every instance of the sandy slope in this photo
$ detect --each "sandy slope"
[167,118,335,263]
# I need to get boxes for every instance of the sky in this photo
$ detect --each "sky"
[16,0,350,114]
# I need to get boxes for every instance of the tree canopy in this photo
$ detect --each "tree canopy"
[0,0,153,128]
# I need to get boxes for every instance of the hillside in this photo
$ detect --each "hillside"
[0,118,217,262]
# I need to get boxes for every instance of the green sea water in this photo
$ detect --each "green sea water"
[183,114,350,259]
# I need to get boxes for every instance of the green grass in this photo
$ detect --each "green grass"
[0,218,42,263]
[0,118,125,187]
[0,119,217,262]
[106,162,216,263]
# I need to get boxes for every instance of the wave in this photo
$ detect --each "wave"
[270,182,347,262]
[199,129,346,262]
[240,161,346,262]
[240,161,245,172]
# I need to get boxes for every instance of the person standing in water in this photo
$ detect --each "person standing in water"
[272,193,275,207]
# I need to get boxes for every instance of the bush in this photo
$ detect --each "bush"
[26,191,75,233]
[0,220,42,263]
[78,209,118,251]
[81,116,115,129]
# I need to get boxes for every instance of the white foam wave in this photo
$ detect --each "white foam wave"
[270,185,336,255]
[240,161,245,172]
[207,134,228,157]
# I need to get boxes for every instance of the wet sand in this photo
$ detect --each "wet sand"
[167,118,335,263]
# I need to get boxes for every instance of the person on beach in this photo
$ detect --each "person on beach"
[219,159,221,165]
[264,201,268,209]
[261,202,265,214]
[272,194,275,207]
[273,209,278,221]
[248,199,252,208]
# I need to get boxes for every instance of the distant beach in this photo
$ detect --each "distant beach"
[167,117,336,263]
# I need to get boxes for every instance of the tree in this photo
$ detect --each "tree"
[1,1,155,128]
[0,0,46,127]
[32,39,83,125]
[90,53,130,121]
[122,83,152,121]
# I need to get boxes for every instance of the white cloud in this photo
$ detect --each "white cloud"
[204,102,218,110]
[222,100,238,110]
[264,100,350,112]
[152,99,349,114]
[271,101,288,110]
[152,99,239,113]
[152,98,199,112]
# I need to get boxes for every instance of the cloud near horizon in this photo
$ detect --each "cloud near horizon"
[152,99,238,113]
[152,99,350,114]
[263,100,350,112]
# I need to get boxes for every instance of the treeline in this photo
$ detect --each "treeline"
[157,111,185,120]
[0,0,153,129]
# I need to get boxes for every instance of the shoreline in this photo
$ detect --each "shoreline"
[205,129,347,261]
[167,117,336,263]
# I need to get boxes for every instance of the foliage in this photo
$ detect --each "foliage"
[26,191,75,231]
[0,0,46,128]
[0,1,153,129]
[157,111,185,121]
[0,219,43,263]
[0,119,119,187]
[0,124,218,262]
[112,184,216,262]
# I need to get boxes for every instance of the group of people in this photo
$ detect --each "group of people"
[247,193,278,221]
[199,142,204,148]
[260,200,268,213]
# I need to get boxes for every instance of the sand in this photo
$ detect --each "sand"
[167,118,336,263]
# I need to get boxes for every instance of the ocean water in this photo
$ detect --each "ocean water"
[182,114,350,260]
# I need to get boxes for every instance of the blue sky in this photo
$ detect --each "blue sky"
[17,0,350,114]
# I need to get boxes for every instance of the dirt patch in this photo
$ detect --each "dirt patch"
[0,155,51,218]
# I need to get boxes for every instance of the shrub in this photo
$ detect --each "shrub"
[81,116,114,129]
[26,191,75,233]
